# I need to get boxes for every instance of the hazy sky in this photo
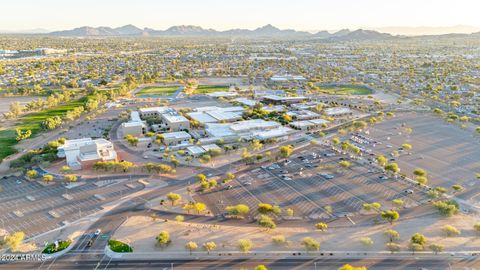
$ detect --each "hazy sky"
[2,0,480,32]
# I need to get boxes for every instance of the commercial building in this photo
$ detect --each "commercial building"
[324,107,353,117]
[206,92,238,98]
[267,75,307,87]
[290,119,330,131]
[120,111,147,136]
[57,138,117,170]
[139,107,189,132]
[161,131,192,146]
[261,95,308,105]
[286,110,321,120]
[205,119,293,141]
[187,106,244,124]
[186,144,222,157]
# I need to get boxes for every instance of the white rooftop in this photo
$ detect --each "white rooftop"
[263,95,308,101]
[235,98,257,107]
[324,107,352,115]
[206,92,238,97]
[252,126,294,140]
[162,131,192,140]
[139,107,170,113]
[162,114,189,123]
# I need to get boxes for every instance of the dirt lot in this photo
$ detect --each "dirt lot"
[113,212,480,253]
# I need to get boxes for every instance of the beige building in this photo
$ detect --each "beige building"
[57,138,117,170]
[161,131,192,146]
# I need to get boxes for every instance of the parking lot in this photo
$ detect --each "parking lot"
[349,112,480,202]
[0,176,144,238]
[196,144,428,220]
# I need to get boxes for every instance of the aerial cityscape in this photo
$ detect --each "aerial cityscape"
[0,1,480,269]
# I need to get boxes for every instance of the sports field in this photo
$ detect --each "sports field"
[195,85,229,94]
[0,97,86,161]
[316,84,373,95]
[135,86,179,97]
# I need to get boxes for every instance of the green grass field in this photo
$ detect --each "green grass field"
[0,97,86,161]
[19,98,86,135]
[136,86,180,97]
[0,129,18,160]
[108,240,133,253]
[195,85,229,94]
[315,84,373,95]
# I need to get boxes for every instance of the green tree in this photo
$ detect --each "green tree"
[279,145,293,158]
[376,155,387,166]
[381,210,400,225]
[359,237,374,248]
[60,166,71,174]
[433,200,459,217]
[43,174,54,184]
[409,243,424,254]
[225,204,250,217]
[384,163,400,174]
[301,237,320,252]
[441,225,461,237]
[251,140,263,151]
[271,235,287,246]
[385,242,401,254]
[15,128,32,141]
[391,199,404,208]
[197,174,207,183]
[338,264,367,270]
[167,192,182,206]
[64,175,77,183]
[156,231,171,247]
[185,241,198,255]
[257,203,274,214]
[413,168,427,177]
[315,223,328,231]
[384,229,400,242]
[452,184,464,192]
[202,241,217,254]
[429,244,444,254]
[238,239,253,253]
[193,202,206,214]
[339,160,351,169]
[474,223,480,233]
[26,170,38,179]
[257,215,276,230]
[410,233,427,246]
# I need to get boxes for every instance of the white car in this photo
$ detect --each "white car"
[94,229,102,236]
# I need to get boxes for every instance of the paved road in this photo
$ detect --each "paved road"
[2,257,480,269]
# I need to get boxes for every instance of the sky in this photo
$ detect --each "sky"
[2,0,480,34]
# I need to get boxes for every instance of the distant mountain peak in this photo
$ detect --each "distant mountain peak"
[47,24,399,40]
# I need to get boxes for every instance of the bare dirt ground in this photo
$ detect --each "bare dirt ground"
[113,210,480,253]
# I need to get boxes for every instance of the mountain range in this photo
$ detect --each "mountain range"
[48,24,395,40]
[17,24,480,40]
